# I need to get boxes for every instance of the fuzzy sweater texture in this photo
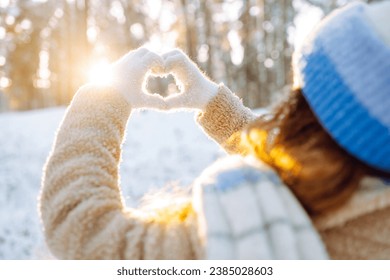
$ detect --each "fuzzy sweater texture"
[40,84,390,259]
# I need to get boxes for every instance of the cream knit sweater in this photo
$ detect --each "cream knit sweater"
[39,84,201,259]
[40,84,390,259]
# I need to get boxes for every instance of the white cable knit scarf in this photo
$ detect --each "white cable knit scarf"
[193,155,329,259]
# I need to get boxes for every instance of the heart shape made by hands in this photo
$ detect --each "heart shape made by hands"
[144,73,182,98]
[120,48,218,110]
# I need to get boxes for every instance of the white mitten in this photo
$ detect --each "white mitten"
[109,47,167,109]
[161,49,219,111]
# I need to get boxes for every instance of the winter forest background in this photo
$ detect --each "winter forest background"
[0,0,377,111]
[0,0,376,259]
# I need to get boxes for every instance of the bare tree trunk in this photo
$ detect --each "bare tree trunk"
[283,0,294,87]
[180,0,196,59]
[64,0,73,104]
[201,0,214,78]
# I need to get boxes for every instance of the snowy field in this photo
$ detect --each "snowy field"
[0,107,225,259]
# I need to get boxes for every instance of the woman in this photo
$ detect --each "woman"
[39,2,390,259]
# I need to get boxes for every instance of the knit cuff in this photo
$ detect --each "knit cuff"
[196,84,257,155]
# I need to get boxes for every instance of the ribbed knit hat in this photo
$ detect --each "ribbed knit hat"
[294,1,390,172]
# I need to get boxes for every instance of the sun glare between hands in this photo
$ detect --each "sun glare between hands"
[88,59,114,85]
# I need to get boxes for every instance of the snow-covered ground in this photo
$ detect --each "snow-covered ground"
[0,107,225,259]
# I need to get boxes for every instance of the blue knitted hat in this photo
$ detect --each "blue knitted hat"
[295,2,390,172]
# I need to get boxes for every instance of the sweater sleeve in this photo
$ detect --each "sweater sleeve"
[39,84,200,259]
[196,84,257,155]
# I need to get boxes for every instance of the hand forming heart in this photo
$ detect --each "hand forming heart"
[109,47,219,111]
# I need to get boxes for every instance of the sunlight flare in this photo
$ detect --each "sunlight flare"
[88,59,113,85]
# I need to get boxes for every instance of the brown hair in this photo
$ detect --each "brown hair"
[242,89,386,216]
